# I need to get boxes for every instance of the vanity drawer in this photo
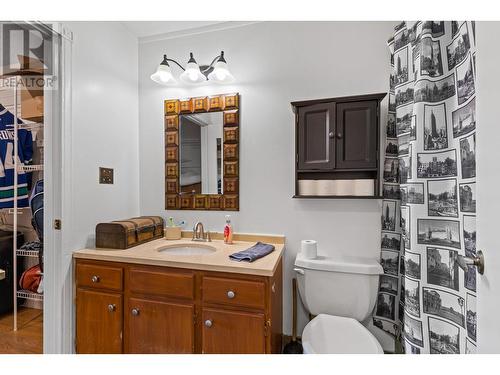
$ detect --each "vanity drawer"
[76,262,123,291]
[127,267,195,300]
[202,276,265,310]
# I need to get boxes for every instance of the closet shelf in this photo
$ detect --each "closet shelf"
[6,207,28,215]
[18,164,43,172]
[11,122,44,131]
[17,290,43,301]
[16,249,40,257]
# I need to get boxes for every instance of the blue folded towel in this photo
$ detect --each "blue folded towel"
[229,242,275,262]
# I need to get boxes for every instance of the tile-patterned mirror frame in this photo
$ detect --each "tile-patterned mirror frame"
[164,93,239,211]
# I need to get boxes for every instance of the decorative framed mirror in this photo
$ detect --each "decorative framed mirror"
[164,93,239,211]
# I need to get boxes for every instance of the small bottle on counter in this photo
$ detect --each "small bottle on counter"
[224,215,233,244]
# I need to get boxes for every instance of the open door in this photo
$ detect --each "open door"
[476,22,500,353]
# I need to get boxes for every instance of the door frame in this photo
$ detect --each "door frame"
[42,22,73,353]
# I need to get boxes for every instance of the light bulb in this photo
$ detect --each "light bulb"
[180,60,206,84]
[157,70,172,82]
[150,56,176,85]
[215,69,227,80]
[188,70,198,81]
[208,60,234,83]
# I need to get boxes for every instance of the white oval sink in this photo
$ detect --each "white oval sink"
[157,244,216,256]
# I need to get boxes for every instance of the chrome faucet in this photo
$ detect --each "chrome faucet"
[192,221,211,242]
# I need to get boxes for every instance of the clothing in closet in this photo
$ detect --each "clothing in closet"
[0,106,33,208]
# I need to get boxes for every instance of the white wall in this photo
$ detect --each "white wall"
[57,22,140,352]
[476,21,500,353]
[138,21,395,335]
[69,21,140,246]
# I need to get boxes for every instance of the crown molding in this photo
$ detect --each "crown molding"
[138,21,261,44]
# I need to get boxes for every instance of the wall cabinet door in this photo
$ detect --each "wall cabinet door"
[201,307,266,354]
[297,102,336,170]
[125,297,194,354]
[76,288,123,354]
[335,100,378,169]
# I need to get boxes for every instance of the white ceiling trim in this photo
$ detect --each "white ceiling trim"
[138,21,260,43]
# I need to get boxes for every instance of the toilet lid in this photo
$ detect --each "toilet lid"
[302,314,384,354]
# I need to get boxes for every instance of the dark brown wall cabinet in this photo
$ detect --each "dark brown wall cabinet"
[292,93,386,199]
[297,103,336,171]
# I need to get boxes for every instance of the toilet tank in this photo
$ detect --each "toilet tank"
[294,253,383,322]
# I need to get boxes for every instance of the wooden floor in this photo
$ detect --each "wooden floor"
[0,308,43,354]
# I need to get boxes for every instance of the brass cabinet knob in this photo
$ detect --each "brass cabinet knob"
[205,319,213,328]
[227,290,236,299]
[108,304,116,312]
[91,275,100,283]
[131,308,140,316]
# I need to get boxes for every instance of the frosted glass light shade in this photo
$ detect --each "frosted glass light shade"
[180,61,206,84]
[208,60,235,83]
[150,64,176,85]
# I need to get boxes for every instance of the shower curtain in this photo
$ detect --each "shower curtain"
[375,21,477,354]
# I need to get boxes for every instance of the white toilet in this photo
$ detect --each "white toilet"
[294,252,384,354]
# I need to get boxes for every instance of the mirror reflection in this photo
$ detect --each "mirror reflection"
[179,112,223,195]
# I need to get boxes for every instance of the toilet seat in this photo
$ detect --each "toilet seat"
[302,314,384,354]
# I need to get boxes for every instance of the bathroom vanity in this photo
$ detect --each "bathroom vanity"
[73,234,283,354]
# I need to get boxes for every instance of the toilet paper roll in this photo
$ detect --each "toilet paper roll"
[335,180,352,196]
[316,180,334,196]
[301,240,317,259]
[354,179,375,196]
[299,180,317,196]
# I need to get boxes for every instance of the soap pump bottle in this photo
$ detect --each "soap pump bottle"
[224,215,233,244]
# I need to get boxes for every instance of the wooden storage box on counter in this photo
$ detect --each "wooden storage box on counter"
[95,216,164,249]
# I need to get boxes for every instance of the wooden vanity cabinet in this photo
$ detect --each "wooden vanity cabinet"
[75,258,282,354]
[201,308,266,354]
[76,289,123,354]
[75,262,124,354]
[125,297,195,354]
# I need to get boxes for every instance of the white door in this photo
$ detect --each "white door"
[476,21,500,353]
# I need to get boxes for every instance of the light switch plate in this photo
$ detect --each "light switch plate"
[99,167,114,184]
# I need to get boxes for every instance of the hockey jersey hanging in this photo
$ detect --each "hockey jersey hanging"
[0,106,33,208]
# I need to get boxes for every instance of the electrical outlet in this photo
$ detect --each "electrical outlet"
[99,167,114,184]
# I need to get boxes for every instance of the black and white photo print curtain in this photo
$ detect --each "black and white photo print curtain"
[374,21,477,354]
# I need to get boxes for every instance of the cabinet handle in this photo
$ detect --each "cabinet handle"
[108,304,116,312]
[227,290,236,299]
[205,319,213,328]
[337,133,343,139]
[131,308,140,316]
[91,275,100,283]
[328,131,335,138]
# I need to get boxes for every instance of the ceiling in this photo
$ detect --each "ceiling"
[121,21,224,39]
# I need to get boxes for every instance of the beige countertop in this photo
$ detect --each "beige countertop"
[73,234,285,277]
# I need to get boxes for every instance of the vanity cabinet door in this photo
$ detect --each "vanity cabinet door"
[125,297,195,354]
[76,288,123,354]
[297,102,336,171]
[335,100,378,170]
[201,307,266,354]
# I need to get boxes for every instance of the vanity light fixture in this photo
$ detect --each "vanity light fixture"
[150,51,235,85]
[150,55,177,85]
